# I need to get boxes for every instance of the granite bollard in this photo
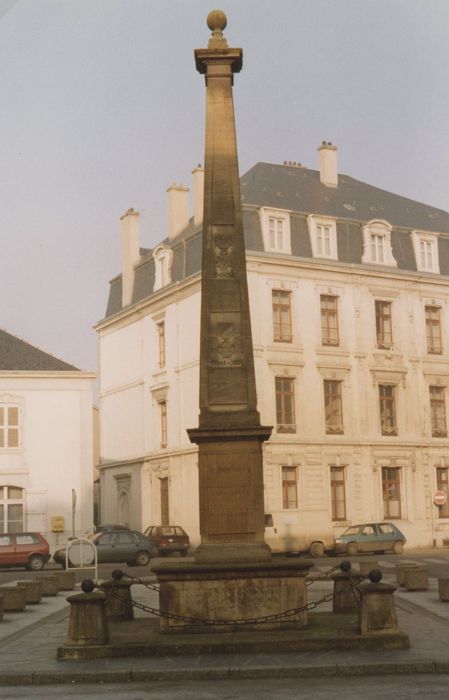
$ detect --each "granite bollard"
[57,570,76,591]
[66,580,109,647]
[358,570,399,636]
[16,580,42,604]
[332,566,363,613]
[396,562,417,587]
[403,566,428,591]
[102,574,134,620]
[35,575,59,596]
[438,578,449,602]
[0,586,27,612]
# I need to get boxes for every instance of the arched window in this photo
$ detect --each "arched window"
[0,486,24,533]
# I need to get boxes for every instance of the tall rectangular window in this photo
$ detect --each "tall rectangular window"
[159,400,167,448]
[316,224,331,257]
[282,466,298,509]
[275,377,296,433]
[0,405,19,449]
[430,386,447,437]
[268,217,285,251]
[330,466,346,521]
[420,239,434,270]
[324,380,343,434]
[371,234,385,263]
[436,467,449,518]
[320,295,339,346]
[379,384,397,435]
[157,321,166,368]
[272,290,292,342]
[425,306,442,354]
[375,300,393,349]
[382,467,401,519]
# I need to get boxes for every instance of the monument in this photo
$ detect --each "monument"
[152,11,312,632]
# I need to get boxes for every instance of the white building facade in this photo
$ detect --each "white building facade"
[0,330,95,548]
[97,145,449,551]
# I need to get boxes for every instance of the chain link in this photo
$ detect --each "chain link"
[97,568,364,627]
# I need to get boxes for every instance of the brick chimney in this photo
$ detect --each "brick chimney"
[167,183,190,239]
[120,208,140,307]
[191,164,204,225]
[318,141,338,187]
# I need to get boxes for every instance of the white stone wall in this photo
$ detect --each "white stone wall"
[0,373,94,550]
[98,253,449,550]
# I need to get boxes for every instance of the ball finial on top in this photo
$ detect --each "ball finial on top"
[207,9,227,33]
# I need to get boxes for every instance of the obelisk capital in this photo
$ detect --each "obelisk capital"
[195,10,243,78]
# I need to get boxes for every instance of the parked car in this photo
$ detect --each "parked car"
[53,529,155,567]
[144,525,190,557]
[333,522,406,556]
[94,524,131,533]
[0,532,50,571]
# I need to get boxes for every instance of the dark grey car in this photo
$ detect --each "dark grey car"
[53,529,155,567]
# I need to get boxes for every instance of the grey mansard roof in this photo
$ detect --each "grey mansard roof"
[0,329,80,371]
[104,162,449,319]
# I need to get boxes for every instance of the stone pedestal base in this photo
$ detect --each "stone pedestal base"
[403,566,428,591]
[102,579,134,620]
[152,559,312,633]
[332,572,362,613]
[16,580,42,604]
[66,592,109,646]
[358,581,399,636]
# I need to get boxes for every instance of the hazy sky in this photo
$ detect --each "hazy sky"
[1,0,448,371]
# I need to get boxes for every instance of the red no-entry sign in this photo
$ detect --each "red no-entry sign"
[433,490,448,506]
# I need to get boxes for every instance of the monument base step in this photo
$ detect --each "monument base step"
[57,613,409,660]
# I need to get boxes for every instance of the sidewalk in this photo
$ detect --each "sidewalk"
[1,572,449,686]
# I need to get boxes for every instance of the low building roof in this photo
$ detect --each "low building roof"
[0,329,80,371]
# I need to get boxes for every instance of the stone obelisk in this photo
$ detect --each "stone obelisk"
[187,10,272,563]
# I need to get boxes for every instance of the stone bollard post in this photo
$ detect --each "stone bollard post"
[332,563,363,613]
[57,571,76,591]
[358,570,399,636]
[403,566,428,591]
[16,580,42,604]
[101,572,134,620]
[66,580,109,647]
[358,560,378,576]
[396,562,417,587]
[35,575,60,596]
[0,586,27,612]
[438,578,449,602]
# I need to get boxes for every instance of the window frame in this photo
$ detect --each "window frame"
[381,467,402,519]
[272,289,292,343]
[361,219,396,267]
[430,385,447,437]
[307,215,338,261]
[425,305,443,355]
[323,380,344,434]
[0,404,20,450]
[379,384,397,436]
[375,300,393,349]
[282,466,298,510]
[259,208,292,255]
[157,321,166,368]
[320,294,339,346]
[436,467,449,518]
[330,466,347,521]
[411,231,440,273]
[275,376,296,434]
[0,486,25,534]
[159,400,168,448]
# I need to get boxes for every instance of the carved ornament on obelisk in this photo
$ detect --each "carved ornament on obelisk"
[188,10,272,563]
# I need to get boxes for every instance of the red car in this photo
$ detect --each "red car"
[144,525,190,557]
[0,532,50,571]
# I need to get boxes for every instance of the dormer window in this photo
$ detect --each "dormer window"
[361,220,396,267]
[411,231,440,273]
[153,245,173,291]
[260,208,291,254]
[307,216,338,260]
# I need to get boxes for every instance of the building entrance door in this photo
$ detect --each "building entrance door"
[160,478,169,525]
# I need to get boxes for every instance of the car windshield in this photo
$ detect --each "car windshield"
[343,526,360,535]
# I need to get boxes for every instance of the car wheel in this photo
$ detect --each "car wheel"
[346,542,358,556]
[135,551,150,567]
[309,542,325,558]
[392,541,404,555]
[27,555,44,571]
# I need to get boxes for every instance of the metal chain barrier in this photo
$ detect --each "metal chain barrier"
[84,562,369,628]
